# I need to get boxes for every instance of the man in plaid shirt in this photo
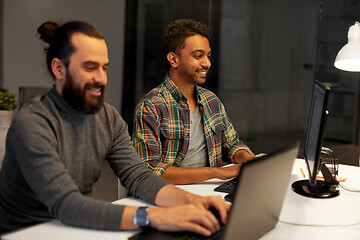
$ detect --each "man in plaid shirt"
[133,19,255,184]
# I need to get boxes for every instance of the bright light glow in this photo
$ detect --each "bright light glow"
[334,22,360,72]
[334,59,360,72]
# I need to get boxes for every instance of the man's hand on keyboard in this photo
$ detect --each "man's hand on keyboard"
[148,196,229,236]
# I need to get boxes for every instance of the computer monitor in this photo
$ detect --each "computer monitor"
[291,80,339,198]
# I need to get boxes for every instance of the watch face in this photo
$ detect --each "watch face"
[134,207,149,227]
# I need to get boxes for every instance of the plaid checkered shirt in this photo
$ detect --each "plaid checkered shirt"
[133,75,251,176]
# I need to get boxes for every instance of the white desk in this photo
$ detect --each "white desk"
[262,159,360,239]
[2,159,360,240]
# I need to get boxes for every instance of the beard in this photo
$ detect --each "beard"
[62,71,105,114]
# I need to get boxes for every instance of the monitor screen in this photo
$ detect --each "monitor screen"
[291,80,339,198]
[304,81,329,185]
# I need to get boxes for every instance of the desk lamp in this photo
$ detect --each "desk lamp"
[334,21,360,72]
[334,21,360,166]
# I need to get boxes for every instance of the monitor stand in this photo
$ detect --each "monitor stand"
[291,164,339,198]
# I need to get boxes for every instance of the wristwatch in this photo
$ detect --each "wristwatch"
[133,207,149,227]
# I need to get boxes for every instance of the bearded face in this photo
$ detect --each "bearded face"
[62,69,105,114]
[57,33,109,114]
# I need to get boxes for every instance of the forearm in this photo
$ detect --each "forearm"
[121,185,201,230]
[120,206,138,230]
[119,186,207,229]
[54,191,124,231]
[155,184,202,207]
[161,166,222,185]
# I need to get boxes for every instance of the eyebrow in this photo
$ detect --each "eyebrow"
[82,61,110,67]
[191,49,212,55]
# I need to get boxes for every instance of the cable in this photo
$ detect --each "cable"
[339,182,360,193]
[278,219,360,228]
[321,147,338,176]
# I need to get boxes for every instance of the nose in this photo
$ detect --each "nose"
[94,68,107,85]
[202,56,211,69]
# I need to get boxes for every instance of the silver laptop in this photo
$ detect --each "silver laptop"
[129,142,299,240]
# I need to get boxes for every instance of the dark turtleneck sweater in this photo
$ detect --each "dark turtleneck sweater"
[0,86,170,234]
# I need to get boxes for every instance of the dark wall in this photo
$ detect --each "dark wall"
[122,0,221,134]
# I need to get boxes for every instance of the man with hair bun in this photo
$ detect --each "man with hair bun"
[0,20,228,236]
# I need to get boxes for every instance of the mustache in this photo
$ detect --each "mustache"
[86,82,105,91]
[199,66,209,71]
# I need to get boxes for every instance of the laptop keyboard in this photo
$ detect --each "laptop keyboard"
[214,178,237,193]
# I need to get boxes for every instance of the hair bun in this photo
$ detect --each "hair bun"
[37,21,61,44]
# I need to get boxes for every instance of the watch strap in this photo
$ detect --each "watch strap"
[134,207,149,227]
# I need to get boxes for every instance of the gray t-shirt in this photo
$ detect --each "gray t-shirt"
[180,106,208,167]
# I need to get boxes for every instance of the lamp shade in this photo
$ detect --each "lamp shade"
[334,21,360,72]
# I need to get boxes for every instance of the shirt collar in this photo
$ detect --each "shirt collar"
[48,85,88,118]
[163,75,185,102]
[163,75,203,105]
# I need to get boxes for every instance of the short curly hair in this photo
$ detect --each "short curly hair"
[162,19,211,70]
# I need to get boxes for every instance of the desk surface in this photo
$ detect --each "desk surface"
[2,159,360,240]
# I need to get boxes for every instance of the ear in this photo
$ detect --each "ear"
[167,52,178,69]
[51,58,66,81]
